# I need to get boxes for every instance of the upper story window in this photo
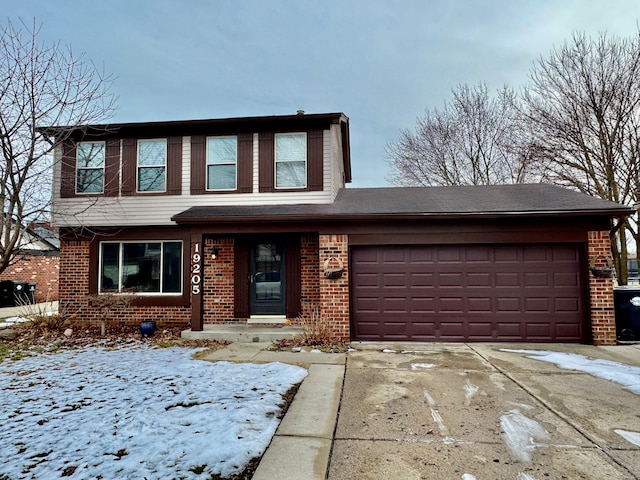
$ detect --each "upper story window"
[137,139,167,192]
[76,142,105,194]
[275,133,307,189]
[99,240,182,294]
[207,136,237,190]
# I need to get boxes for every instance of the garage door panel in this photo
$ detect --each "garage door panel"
[495,272,520,287]
[467,273,491,287]
[351,244,585,342]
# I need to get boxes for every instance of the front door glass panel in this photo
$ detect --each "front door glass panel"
[250,243,285,315]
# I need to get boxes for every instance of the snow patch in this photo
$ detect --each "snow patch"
[382,349,397,353]
[500,409,550,462]
[411,363,435,370]
[464,380,479,406]
[501,349,640,395]
[461,474,477,480]
[517,473,537,480]
[615,429,640,446]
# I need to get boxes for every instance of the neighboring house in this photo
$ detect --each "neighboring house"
[0,223,60,302]
[41,112,633,345]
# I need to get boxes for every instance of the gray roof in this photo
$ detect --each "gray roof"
[172,184,632,224]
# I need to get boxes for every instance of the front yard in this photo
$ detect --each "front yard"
[0,342,307,479]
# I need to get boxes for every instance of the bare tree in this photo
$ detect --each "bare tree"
[386,83,535,186]
[0,19,116,274]
[523,32,640,283]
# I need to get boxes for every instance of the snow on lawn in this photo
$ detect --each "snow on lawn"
[501,349,640,395]
[0,344,308,479]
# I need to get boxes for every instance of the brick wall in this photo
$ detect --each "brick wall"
[587,230,616,345]
[59,239,190,329]
[0,254,59,302]
[202,237,236,323]
[319,234,350,341]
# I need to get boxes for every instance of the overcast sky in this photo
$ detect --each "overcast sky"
[7,0,640,187]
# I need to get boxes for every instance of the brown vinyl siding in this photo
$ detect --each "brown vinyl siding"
[237,133,253,193]
[60,141,77,198]
[307,129,323,191]
[258,132,275,193]
[104,139,120,196]
[167,136,182,195]
[190,135,206,194]
[120,138,137,196]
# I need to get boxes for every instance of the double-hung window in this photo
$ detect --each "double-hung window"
[76,142,105,194]
[137,139,167,192]
[275,133,307,189]
[99,241,182,294]
[207,136,237,190]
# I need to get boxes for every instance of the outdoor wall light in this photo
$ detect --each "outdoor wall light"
[211,247,220,260]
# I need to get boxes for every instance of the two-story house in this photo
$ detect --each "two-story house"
[42,112,632,345]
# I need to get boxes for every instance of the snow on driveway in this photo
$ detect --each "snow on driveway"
[0,344,308,479]
[501,349,640,394]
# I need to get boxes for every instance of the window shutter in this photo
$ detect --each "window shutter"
[121,138,137,196]
[258,132,274,193]
[285,237,302,318]
[237,133,253,193]
[60,141,77,198]
[234,239,249,318]
[167,136,182,195]
[307,129,324,191]
[104,139,120,197]
[190,135,206,195]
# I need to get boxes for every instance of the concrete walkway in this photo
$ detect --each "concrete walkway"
[201,343,346,480]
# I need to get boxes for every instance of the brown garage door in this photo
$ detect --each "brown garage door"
[351,244,586,342]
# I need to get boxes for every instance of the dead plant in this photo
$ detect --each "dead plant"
[87,294,134,336]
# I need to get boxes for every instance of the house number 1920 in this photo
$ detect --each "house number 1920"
[191,243,202,295]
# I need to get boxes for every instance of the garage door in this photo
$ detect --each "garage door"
[351,245,586,342]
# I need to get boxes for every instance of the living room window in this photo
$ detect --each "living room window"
[275,133,307,189]
[137,139,167,192]
[207,136,237,190]
[76,142,105,194]
[99,241,182,294]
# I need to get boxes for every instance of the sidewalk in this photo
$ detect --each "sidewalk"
[201,343,346,480]
[0,301,59,327]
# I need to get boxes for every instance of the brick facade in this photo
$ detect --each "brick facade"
[319,234,350,341]
[0,254,59,302]
[203,237,236,323]
[56,230,618,344]
[59,239,190,329]
[587,230,616,345]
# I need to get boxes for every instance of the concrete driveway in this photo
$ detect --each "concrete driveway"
[327,343,640,479]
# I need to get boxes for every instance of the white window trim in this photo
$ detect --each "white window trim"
[98,240,183,295]
[206,135,238,191]
[75,141,105,195]
[274,132,307,189]
[136,138,167,193]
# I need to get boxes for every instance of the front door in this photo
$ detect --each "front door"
[250,242,286,315]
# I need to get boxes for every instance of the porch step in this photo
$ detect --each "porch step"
[181,324,303,343]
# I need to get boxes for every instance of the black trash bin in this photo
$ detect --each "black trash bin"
[614,286,640,341]
[0,280,29,307]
